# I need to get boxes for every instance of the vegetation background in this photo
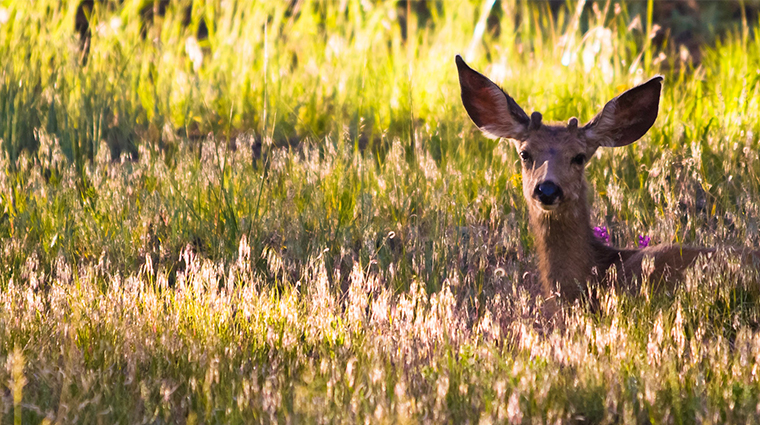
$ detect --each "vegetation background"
[2,0,760,423]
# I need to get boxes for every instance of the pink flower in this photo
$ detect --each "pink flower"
[638,235,651,248]
[594,226,610,245]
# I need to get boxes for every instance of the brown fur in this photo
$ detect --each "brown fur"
[455,55,759,304]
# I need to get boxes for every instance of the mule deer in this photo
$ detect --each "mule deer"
[456,55,758,304]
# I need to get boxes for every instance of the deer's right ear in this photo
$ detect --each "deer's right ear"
[456,55,530,140]
[583,76,663,148]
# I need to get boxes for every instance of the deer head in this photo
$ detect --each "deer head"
[456,55,662,214]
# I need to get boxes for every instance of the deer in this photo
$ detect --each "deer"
[455,55,759,307]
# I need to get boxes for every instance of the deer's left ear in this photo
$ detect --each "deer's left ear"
[456,55,530,140]
[583,76,663,148]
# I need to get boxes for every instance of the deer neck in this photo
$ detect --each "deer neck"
[528,194,596,301]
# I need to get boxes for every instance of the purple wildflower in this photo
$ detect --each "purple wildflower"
[638,234,651,248]
[593,226,610,245]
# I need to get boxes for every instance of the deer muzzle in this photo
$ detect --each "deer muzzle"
[534,181,563,208]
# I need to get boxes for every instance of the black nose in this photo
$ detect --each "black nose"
[534,181,563,205]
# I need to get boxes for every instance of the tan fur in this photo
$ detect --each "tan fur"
[455,55,760,304]
[517,126,719,300]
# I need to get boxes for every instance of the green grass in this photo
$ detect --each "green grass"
[2,0,760,423]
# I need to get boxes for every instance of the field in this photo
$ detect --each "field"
[2,0,760,423]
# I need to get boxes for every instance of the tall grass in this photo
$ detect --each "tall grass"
[1,0,760,422]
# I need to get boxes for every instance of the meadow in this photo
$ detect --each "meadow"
[2,0,760,423]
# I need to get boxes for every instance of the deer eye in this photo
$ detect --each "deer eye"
[572,154,586,165]
[519,151,533,164]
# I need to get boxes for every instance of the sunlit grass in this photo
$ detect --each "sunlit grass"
[1,0,760,422]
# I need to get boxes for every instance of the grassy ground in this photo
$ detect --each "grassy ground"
[2,0,760,423]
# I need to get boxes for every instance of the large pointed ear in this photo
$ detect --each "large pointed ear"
[456,55,530,140]
[583,76,663,148]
